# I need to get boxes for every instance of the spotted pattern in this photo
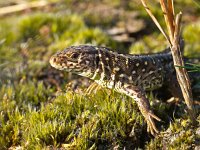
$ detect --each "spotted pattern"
[50,45,174,92]
[50,45,178,135]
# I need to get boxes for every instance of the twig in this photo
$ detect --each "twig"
[159,0,175,42]
[140,0,171,46]
[0,1,53,17]
[140,0,196,122]
[171,13,196,121]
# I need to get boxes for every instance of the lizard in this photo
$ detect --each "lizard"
[49,45,199,136]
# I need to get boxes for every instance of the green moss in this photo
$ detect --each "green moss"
[183,21,200,57]
[129,33,167,54]
[15,89,144,149]
[146,118,198,149]
[0,81,53,149]
[18,13,85,45]
[0,61,146,149]
[48,27,117,53]
[0,46,19,64]
[16,12,117,54]
[0,18,18,45]
[0,107,24,149]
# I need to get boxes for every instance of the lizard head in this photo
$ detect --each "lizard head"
[49,45,99,76]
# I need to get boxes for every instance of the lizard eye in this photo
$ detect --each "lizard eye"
[70,53,79,59]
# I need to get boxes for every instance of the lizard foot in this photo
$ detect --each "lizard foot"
[145,111,161,136]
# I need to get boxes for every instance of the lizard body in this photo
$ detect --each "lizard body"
[49,45,197,135]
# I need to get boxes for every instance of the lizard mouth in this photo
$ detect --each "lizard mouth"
[49,56,62,69]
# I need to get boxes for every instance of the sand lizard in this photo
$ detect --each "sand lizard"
[49,45,198,136]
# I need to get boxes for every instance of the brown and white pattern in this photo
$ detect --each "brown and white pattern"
[49,45,185,135]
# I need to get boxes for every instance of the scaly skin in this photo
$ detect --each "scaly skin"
[49,45,199,136]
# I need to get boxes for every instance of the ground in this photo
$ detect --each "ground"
[0,0,200,149]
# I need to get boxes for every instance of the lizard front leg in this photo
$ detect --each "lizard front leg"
[116,83,161,136]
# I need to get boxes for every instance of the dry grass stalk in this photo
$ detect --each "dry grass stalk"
[140,0,196,122]
[171,13,196,121]
[0,1,52,17]
[159,0,175,42]
[140,0,171,45]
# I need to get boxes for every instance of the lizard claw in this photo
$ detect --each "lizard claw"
[85,82,100,95]
[145,111,161,136]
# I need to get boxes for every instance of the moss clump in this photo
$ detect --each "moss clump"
[146,118,199,149]
[129,33,167,54]
[50,27,116,53]
[0,85,146,149]
[18,13,117,51]
[0,81,53,149]
[0,17,18,45]
[183,21,200,57]
[18,13,85,45]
